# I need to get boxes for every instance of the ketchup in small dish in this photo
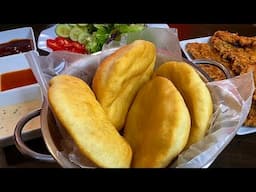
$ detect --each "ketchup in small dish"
[0,68,37,91]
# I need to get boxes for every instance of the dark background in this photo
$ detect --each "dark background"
[1,24,256,168]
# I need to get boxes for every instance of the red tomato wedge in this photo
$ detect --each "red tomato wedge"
[46,37,87,54]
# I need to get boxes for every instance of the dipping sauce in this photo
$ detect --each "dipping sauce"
[0,99,41,138]
[0,68,37,91]
[0,39,34,57]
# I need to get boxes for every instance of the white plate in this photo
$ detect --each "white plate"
[180,36,256,136]
[38,24,170,53]
[180,36,211,61]
[0,27,42,146]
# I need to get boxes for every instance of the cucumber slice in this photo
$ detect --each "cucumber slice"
[55,24,72,38]
[69,27,84,41]
[78,32,91,44]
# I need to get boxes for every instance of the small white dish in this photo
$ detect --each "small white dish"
[0,27,37,53]
[179,36,210,61]
[0,53,30,74]
[0,84,42,147]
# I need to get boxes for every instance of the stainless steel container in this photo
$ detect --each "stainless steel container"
[13,56,231,168]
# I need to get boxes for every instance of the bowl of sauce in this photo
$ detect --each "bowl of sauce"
[0,39,34,57]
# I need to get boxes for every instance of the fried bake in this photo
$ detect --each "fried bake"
[48,75,132,168]
[124,77,191,168]
[186,30,256,126]
[92,40,156,131]
[155,61,213,147]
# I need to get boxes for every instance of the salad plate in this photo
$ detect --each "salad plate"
[38,24,170,53]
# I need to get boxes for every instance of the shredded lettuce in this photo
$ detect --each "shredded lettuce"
[86,24,146,53]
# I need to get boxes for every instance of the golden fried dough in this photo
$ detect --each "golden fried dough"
[92,40,156,131]
[48,74,132,168]
[155,61,213,148]
[124,77,191,168]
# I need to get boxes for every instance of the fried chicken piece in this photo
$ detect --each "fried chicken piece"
[186,42,234,77]
[244,100,256,127]
[213,30,256,47]
[198,64,226,81]
[186,35,256,127]
[210,33,256,75]
[210,31,256,103]
[186,43,232,68]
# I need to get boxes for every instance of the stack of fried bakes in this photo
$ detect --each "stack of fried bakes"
[48,40,213,168]
[186,30,256,127]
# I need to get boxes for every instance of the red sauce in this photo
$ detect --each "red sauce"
[0,68,37,91]
[0,39,34,57]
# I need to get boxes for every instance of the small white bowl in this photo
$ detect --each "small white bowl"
[0,27,36,53]
[0,84,42,147]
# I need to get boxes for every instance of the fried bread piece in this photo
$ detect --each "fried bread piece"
[155,61,213,147]
[48,74,132,168]
[124,77,190,168]
[92,40,156,131]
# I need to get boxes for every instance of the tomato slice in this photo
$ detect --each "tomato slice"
[55,37,71,47]
[46,39,63,51]
[71,41,84,49]
[47,37,87,54]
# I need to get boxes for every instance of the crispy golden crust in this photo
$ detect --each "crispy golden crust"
[198,64,227,81]
[124,77,190,168]
[48,75,132,168]
[186,42,234,76]
[213,30,256,47]
[92,40,156,131]
[186,30,256,127]
[155,61,213,148]
[244,100,256,127]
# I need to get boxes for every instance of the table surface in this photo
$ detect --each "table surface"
[2,24,256,168]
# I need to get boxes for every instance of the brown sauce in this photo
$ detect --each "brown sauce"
[0,68,37,91]
[0,39,34,57]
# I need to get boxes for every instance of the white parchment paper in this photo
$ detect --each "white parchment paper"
[25,28,255,168]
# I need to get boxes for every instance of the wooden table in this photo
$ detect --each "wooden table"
[1,24,256,168]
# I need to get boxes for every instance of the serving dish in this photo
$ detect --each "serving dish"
[179,36,256,135]
[37,24,170,53]
[179,36,210,61]
[0,84,42,147]
[13,46,254,168]
[0,27,42,146]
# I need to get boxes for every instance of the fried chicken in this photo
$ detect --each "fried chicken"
[185,30,256,127]
[244,100,256,127]
[213,30,256,48]
[197,64,226,81]
[210,31,256,102]
[210,31,256,75]
[186,42,234,80]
